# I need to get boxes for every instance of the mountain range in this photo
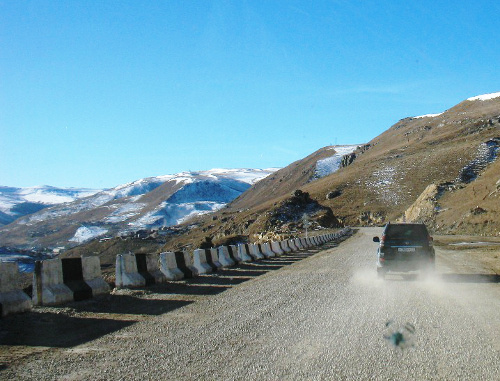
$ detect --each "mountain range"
[2,91,499,257]
[0,169,279,249]
[0,186,99,226]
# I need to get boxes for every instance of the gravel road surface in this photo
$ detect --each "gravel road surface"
[2,228,499,380]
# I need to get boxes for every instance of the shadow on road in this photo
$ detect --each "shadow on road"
[0,311,136,348]
[213,268,268,277]
[380,273,500,284]
[440,273,500,283]
[69,294,194,315]
[188,275,252,286]
[148,282,231,295]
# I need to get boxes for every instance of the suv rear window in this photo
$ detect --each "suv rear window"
[385,224,428,240]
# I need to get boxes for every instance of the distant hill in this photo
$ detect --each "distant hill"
[0,169,277,249]
[0,186,99,226]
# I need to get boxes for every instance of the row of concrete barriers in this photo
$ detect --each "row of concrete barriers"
[0,228,351,316]
[115,228,352,288]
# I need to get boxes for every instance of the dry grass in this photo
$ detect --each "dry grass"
[157,97,500,251]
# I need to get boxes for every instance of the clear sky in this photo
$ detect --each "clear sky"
[1,1,499,189]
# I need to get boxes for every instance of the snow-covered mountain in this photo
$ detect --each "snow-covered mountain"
[0,168,278,248]
[0,186,100,226]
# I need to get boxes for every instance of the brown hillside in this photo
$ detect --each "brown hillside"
[159,95,500,251]
[229,146,346,211]
[64,94,500,256]
[302,97,500,228]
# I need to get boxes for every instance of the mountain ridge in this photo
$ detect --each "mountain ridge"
[0,168,278,249]
[2,91,500,257]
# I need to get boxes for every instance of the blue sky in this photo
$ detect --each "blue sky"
[1,1,499,189]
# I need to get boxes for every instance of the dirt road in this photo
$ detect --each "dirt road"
[1,228,499,380]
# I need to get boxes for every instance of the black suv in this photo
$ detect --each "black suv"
[373,223,435,278]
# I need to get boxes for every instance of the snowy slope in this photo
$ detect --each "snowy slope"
[0,168,278,246]
[413,113,443,119]
[467,91,500,101]
[314,145,359,178]
[0,186,100,225]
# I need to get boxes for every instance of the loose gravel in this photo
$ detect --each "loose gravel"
[1,229,499,380]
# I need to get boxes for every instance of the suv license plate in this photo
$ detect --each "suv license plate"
[398,247,416,252]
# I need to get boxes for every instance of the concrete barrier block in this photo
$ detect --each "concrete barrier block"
[174,251,197,278]
[248,244,264,260]
[293,238,304,250]
[145,254,167,284]
[115,253,146,289]
[81,256,110,297]
[217,246,235,267]
[270,241,284,256]
[229,245,243,263]
[0,262,32,316]
[32,259,74,306]
[61,258,94,302]
[287,240,298,252]
[159,252,184,280]
[300,238,309,248]
[292,238,302,251]
[261,243,276,258]
[280,241,292,253]
[134,253,167,286]
[207,248,222,270]
[237,244,253,262]
[193,249,213,275]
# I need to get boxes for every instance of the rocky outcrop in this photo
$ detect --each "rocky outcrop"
[326,189,342,200]
[256,190,342,233]
[340,153,356,168]
[358,211,385,225]
[339,144,371,169]
[403,184,440,225]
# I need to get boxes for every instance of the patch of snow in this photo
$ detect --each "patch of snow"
[104,203,146,223]
[0,186,100,215]
[203,168,278,184]
[449,242,500,246]
[467,91,500,101]
[128,201,225,229]
[365,166,406,205]
[413,113,443,119]
[69,226,108,243]
[106,177,168,199]
[457,139,500,183]
[314,145,359,178]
